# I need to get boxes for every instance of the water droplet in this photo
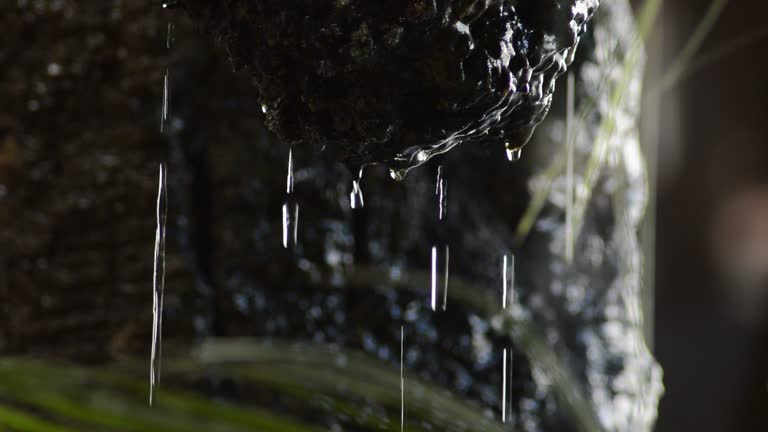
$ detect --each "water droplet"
[160,69,170,133]
[286,149,294,194]
[502,348,514,422]
[502,348,507,423]
[282,148,299,248]
[503,254,514,309]
[389,168,406,182]
[166,22,175,50]
[150,164,168,406]
[350,168,364,209]
[436,165,447,221]
[261,104,268,114]
[430,245,449,311]
[282,200,299,248]
[505,146,522,162]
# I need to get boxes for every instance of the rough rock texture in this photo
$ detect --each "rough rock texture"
[179,0,599,175]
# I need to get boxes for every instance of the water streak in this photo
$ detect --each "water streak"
[430,245,450,311]
[436,165,447,220]
[160,69,169,133]
[149,164,168,406]
[502,347,514,423]
[430,246,437,311]
[166,22,174,50]
[502,254,514,309]
[282,149,299,248]
[350,167,364,209]
[502,348,507,423]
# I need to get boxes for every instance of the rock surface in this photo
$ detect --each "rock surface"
[179,0,599,175]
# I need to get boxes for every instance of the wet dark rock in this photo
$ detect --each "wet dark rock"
[179,0,599,174]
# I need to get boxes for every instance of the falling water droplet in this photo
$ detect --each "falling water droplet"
[436,165,447,221]
[350,167,364,209]
[282,149,299,248]
[502,348,508,423]
[282,201,299,249]
[508,348,514,421]
[400,325,405,432]
[286,149,294,194]
[564,72,576,263]
[430,244,449,311]
[430,246,437,311]
[160,69,170,133]
[502,347,515,423]
[149,164,168,406]
[502,254,514,309]
[261,104,268,114]
[389,168,406,182]
[505,146,522,162]
[166,22,175,50]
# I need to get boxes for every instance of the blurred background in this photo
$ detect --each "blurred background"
[0,0,767,431]
[651,1,768,430]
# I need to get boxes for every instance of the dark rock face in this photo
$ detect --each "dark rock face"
[180,0,599,175]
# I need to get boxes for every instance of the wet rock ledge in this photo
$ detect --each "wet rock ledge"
[179,0,599,175]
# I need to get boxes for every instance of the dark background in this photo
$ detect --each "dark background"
[653,1,768,431]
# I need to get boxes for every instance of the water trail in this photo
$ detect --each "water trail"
[431,165,450,310]
[160,22,173,133]
[564,72,576,263]
[507,348,514,422]
[436,165,447,220]
[502,254,514,309]
[160,70,170,133]
[430,246,437,311]
[149,164,168,406]
[502,347,515,423]
[502,348,507,423]
[350,167,364,209]
[400,325,405,432]
[282,149,299,248]
[429,244,450,311]
[166,22,174,50]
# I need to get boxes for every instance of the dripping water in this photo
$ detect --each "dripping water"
[160,22,173,133]
[505,146,522,162]
[429,165,450,311]
[502,254,514,309]
[350,167,364,209]
[149,164,167,406]
[166,22,174,50]
[282,149,299,248]
[436,165,447,220]
[501,346,515,423]
[564,72,576,263]
[160,70,170,133]
[502,348,507,423]
[429,245,450,311]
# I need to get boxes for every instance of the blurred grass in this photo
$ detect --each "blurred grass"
[0,336,507,432]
